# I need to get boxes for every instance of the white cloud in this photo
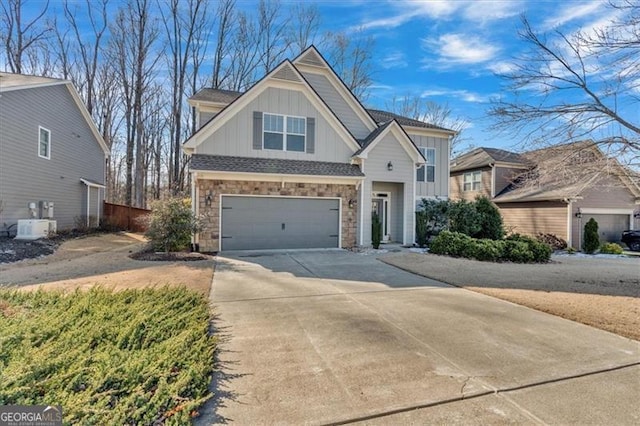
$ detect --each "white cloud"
[541,1,604,30]
[421,88,487,103]
[423,33,500,66]
[381,51,408,69]
[486,61,517,74]
[463,0,523,23]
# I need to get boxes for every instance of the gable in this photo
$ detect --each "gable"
[184,61,360,155]
[294,46,377,140]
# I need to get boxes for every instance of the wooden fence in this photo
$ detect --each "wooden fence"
[103,202,151,232]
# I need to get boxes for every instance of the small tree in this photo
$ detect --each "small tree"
[371,212,382,249]
[448,200,481,237]
[145,198,200,252]
[474,196,504,240]
[583,218,599,254]
[416,198,450,247]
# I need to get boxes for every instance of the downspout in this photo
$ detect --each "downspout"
[564,198,573,249]
[490,163,496,198]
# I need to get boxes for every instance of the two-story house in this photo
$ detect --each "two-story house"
[450,144,640,249]
[0,73,109,233]
[183,46,455,251]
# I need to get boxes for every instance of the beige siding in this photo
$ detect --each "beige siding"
[494,166,523,196]
[360,133,414,245]
[196,87,353,163]
[199,111,216,129]
[410,134,449,200]
[570,175,637,248]
[449,168,492,201]
[301,72,371,139]
[497,201,568,240]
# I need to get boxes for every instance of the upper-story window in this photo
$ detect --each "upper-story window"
[263,113,306,152]
[38,126,51,159]
[463,171,482,191]
[417,147,435,183]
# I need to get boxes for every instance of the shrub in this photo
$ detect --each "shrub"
[448,200,482,237]
[415,198,451,247]
[503,240,535,263]
[582,218,599,254]
[467,238,504,262]
[536,233,567,250]
[145,198,200,252]
[600,242,624,255]
[429,230,473,257]
[371,212,382,249]
[506,233,552,263]
[473,196,504,240]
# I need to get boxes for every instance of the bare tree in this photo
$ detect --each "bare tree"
[209,0,235,91]
[387,95,469,156]
[287,2,322,54]
[159,0,209,195]
[489,5,640,167]
[326,28,375,101]
[256,0,290,74]
[0,0,51,74]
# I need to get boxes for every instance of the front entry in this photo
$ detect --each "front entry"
[372,192,391,242]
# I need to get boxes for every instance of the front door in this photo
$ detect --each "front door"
[372,193,391,242]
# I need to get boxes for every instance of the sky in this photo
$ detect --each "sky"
[13,0,624,155]
[305,0,619,153]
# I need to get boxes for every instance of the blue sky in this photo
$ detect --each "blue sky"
[307,0,617,152]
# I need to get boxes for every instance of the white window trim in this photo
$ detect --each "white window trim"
[262,113,306,152]
[463,171,482,192]
[38,126,51,160]
[417,147,436,183]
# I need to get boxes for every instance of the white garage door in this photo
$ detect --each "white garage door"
[221,196,340,250]
[583,214,630,243]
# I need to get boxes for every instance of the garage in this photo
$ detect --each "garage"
[582,213,631,243]
[220,196,340,250]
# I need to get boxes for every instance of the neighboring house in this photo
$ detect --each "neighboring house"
[450,143,640,248]
[183,46,455,251]
[0,73,109,231]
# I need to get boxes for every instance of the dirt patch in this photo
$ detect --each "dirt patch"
[0,233,214,297]
[130,250,213,262]
[380,252,640,341]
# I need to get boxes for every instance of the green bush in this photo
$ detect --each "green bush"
[415,199,451,247]
[506,234,552,262]
[583,218,599,254]
[600,242,624,254]
[145,198,200,252]
[0,287,216,424]
[372,212,382,249]
[430,231,551,263]
[473,196,505,240]
[448,200,482,237]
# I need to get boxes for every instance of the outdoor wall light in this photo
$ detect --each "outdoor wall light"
[348,198,357,209]
[634,210,640,219]
[205,191,214,206]
[387,161,393,171]
[575,208,582,218]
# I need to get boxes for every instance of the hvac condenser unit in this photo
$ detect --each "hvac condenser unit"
[15,219,51,240]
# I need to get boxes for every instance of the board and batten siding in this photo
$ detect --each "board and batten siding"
[0,84,106,229]
[360,133,415,245]
[195,87,353,163]
[300,72,371,140]
[409,134,449,202]
[570,175,637,248]
[449,167,492,201]
[497,201,568,241]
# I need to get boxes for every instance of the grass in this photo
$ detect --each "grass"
[0,286,216,425]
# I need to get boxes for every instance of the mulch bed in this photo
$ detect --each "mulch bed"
[0,237,59,264]
[129,248,215,262]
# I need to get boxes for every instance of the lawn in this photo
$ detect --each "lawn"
[0,286,216,424]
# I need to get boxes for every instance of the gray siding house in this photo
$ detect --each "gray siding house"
[450,144,640,249]
[0,73,109,232]
[184,46,455,251]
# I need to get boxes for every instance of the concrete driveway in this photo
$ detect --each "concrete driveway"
[197,250,639,425]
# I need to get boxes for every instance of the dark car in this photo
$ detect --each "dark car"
[621,230,640,251]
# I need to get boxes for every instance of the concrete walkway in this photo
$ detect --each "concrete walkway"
[197,250,640,425]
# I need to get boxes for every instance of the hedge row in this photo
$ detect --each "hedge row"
[429,231,552,263]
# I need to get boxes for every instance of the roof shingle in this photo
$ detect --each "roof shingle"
[190,154,364,177]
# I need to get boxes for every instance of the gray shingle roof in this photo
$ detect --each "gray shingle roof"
[451,147,528,172]
[190,154,364,177]
[190,88,242,104]
[366,109,453,132]
[354,121,394,154]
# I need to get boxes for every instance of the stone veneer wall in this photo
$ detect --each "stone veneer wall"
[197,179,358,251]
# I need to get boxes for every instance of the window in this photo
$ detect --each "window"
[463,171,482,191]
[263,113,305,152]
[39,126,50,159]
[416,148,435,183]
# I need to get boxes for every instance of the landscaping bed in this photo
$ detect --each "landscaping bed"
[0,286,216,424]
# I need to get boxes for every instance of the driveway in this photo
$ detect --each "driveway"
[198,250,640,425]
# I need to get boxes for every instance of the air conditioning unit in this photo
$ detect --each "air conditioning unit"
[15,219,51,240]
[48,220,57,235]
